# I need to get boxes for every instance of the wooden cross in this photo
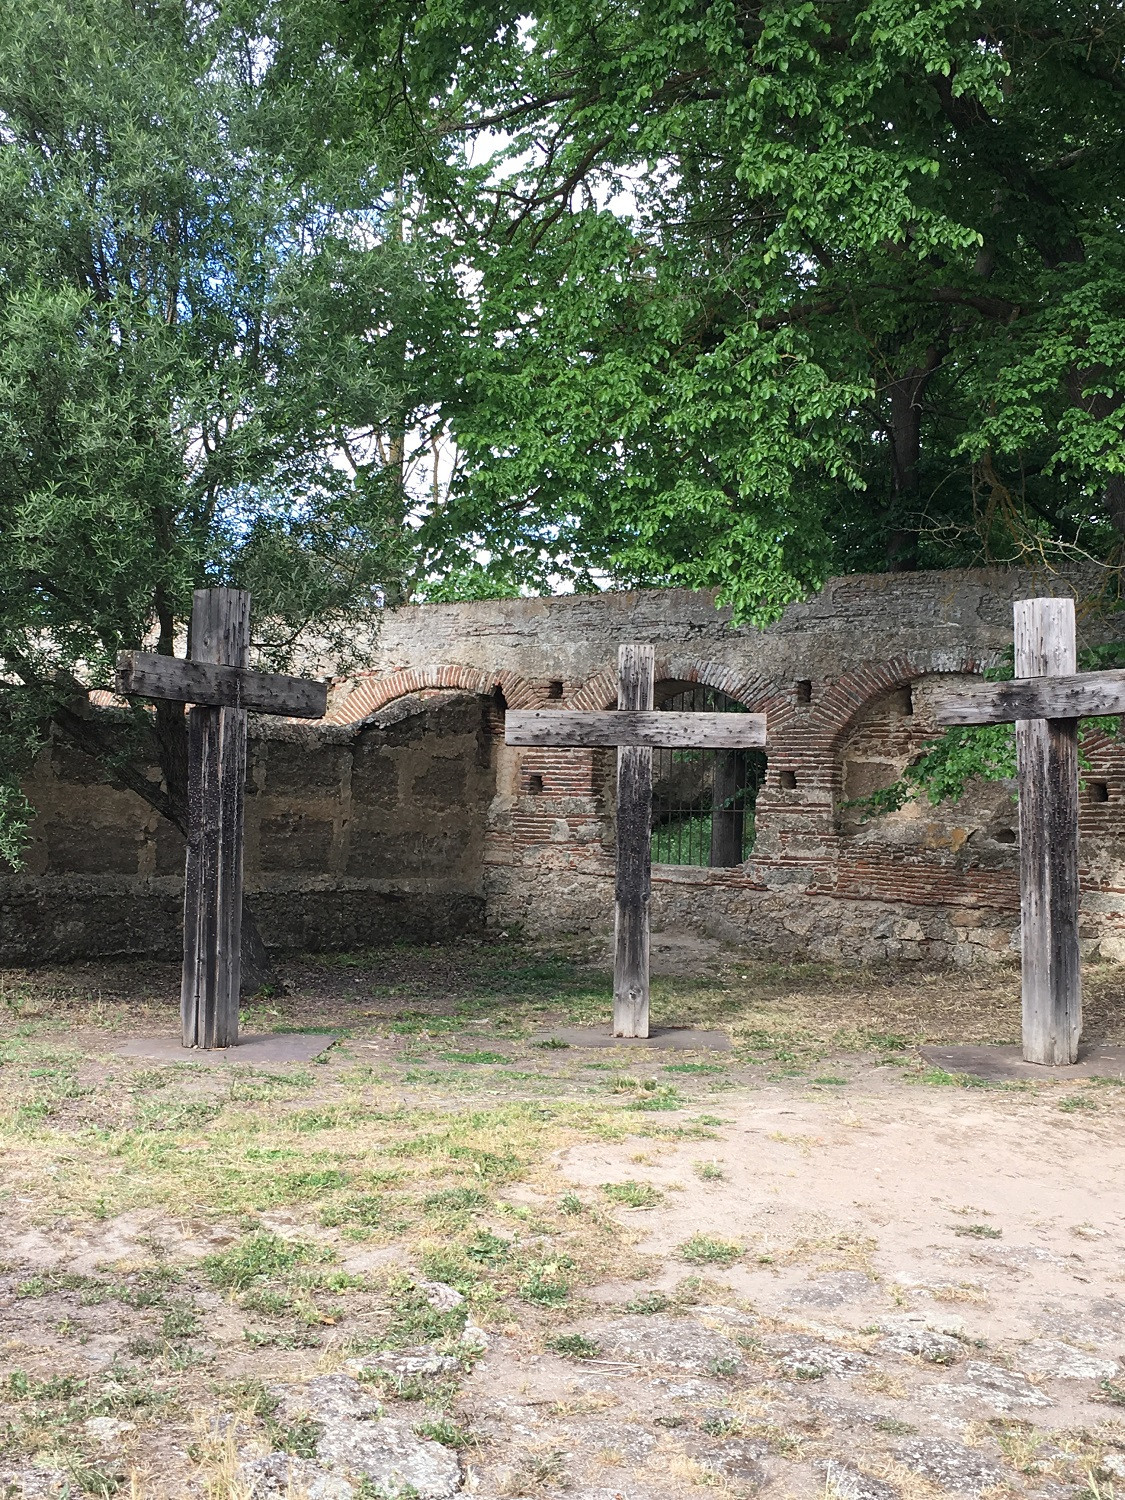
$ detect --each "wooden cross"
[930,596,1123,1066]
[115,589,327,1049]
[505,644,767,1038]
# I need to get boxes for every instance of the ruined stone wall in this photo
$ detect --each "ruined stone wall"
[1,692,499,963]
[6,566,1125,967]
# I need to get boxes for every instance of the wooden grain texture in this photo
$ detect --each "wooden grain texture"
[181,589,249,1049]
[116,651,328,719]
[930,668,1125,726]
[1014,597,1082,1066]
[614,644,654,1038]
[504,709,766,748]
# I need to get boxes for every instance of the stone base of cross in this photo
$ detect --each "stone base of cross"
[116,589,327,1049]
[506,644,767,1037]
[932,596,1124,1065]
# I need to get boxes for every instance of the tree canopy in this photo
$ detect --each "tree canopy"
[334,0,1125,616]
[0,0,446,865]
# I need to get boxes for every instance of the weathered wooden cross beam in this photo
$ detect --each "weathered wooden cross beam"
[931,596,1122,1066]
[506,644,767,1038]
[115,589,328,1049]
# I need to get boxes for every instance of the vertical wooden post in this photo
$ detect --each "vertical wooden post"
[181,588,250,1048]
[614,643,654,1037]
[1015,597,1082,1065]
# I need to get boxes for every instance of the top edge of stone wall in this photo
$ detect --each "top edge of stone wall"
[355,564,1118,688]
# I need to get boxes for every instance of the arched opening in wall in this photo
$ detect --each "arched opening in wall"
[837,676,1016,850]
[650,683,767,867]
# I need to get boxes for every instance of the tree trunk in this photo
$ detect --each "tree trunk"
[885,346,942,571]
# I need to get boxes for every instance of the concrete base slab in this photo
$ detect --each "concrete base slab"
[112,1033,336,1066]
[921,1042,1125,1081]
[532,1025,731,1051]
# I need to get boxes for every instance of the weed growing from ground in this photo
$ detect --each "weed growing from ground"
[678,1234,742,1267]
[599,1181,664,1208]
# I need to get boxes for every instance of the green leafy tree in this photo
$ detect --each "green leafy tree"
[335,0,1125,619]
[0,0,453,973]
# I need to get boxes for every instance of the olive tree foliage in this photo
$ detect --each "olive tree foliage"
[337,0,1125,616]
[0,0,447,868]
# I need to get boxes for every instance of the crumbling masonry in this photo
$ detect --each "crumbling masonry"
[6,567,1125,967]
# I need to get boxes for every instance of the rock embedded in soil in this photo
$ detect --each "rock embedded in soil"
[238,1454,356,1499]
[772,1339,871,1380]
[933,1360,1052,1411]
[787,1272,877,1309]
[821,1458,901,1500]
[315,1415,461,1497]
[893,1437,1005,1496]
[1019,1339,1119,1380]
[592,1315,743,1372]
[271,1373,383,1423]
[878,1328,963,1364]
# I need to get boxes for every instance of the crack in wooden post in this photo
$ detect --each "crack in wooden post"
[1014,598,1082,1065]
[613,644,655,1038]
[181,588,250,1049]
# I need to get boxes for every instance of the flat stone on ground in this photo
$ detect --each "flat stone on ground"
[920,1043,1125,1081]
[592,1315,742,1371]
[787,1272,876,1309]
[271,1374,383,1424]
[238,1454,355,1499]
[1019,1340,1119,1380]
[112,1032,336,1065]
[315,1416,460,1497]
[529,1025,731,1051]
[822,1458,901,1500]
[894,1437,1005,1495]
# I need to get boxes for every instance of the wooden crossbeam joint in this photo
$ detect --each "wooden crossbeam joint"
[931,669,1125,727]
[116,650,328,720]
[504,709,766,748]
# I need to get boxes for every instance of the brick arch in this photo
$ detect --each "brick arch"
[570,656,777,713]
[814,654,987,797]
[324,663,540,726]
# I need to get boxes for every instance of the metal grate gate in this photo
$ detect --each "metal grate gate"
[650,685,767,866]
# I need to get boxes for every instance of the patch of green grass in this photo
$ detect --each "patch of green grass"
[466,1231,514,1265]
[439,1051,508,1065]
[267,1414,322,1457]
[678,1234,742,1267]
[1059,1094,1099,1112]
[917,1067,994,1089]
[558,1192,584,1215]
[423,1186,490,1216]
[546,1332,600,1359]
[662,1062,727,1075]
[284,1168,350,1196]
[626,1292,671,1314]
[203,1232,327,1291]
[623,1084,683,1112]
[952,1223,1002,1239]
[599,1180,664,1209]
[812,1075,848,1086]
[383,1274,469,1346]
[414,1418,472,1448]
[320,1194,393,1232]
[874,1417,918,1435]
[532,1037,570,1050]
[1097,1378,1125,1406]
[693,1161,725,1181]
[701,1413,743,1436]
[519,1265,571,1307]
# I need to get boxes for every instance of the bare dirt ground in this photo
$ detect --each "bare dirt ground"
[0,940,1123,1500]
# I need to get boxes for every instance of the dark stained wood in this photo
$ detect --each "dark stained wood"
[931,668,1125,727]
[614,644,655,1038]
[504,709,766,748]
[181,589,250,1049]
[1013,598,1082,1066]
[116,650,328,719]
[709,750,745,867]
